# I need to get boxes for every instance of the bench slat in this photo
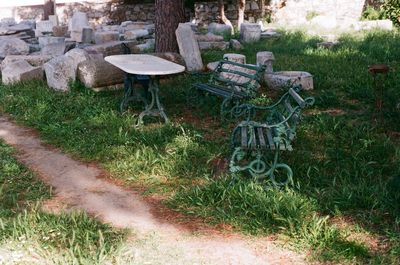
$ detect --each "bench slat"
[241,126,247,149]
[257,127,267,148]
[249,127,256,149]
[266,128,275,150]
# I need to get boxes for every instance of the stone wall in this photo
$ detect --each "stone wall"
[195,1,265,27]
[270,0,367,25]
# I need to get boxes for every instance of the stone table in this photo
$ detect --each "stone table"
[105,54,185,125]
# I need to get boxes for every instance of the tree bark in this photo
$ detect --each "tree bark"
[43,0,55,20]
[155,0,185,53]
[237,0,246,30]
[260,0,266,17]
[218,0,233,31]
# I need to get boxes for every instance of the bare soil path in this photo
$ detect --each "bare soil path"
[0,116,308,265]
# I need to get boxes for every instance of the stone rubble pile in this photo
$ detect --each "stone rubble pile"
[0,13,158,91]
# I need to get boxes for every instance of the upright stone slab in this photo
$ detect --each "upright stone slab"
[175,23,203,72]
[2,60,43,85]
[43,55,76,91]
[70,12,89,42]
[48,15,59,27]
[53,25,68,37]
[81,27,94,44]
[0,38,29,59]
[257,51,275,73]
[36,20,54,34]
[240,23,261,43]
[94,31,119,44]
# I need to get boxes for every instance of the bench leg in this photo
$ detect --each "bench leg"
[229,147,293,187]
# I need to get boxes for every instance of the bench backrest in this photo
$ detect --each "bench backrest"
[210,60,266,97]
[269,86,315,141]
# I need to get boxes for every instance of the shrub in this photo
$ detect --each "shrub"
[382,0,400,26]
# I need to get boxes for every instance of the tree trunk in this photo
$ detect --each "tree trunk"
[43,0,55,20]
[218,0,233,32]
[237,0,246,30]
[260,0,266,17]
[155,0,185,53]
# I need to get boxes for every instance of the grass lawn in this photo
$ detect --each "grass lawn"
[0,141,127,264]
[0,29,399,264]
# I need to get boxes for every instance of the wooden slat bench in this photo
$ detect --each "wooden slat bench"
[191,59,266,120]
[229,86,315,186]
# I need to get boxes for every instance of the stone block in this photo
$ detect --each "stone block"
[94,31,120,44]
[257,51,275,73]
[38,36,65,48]
[198,41,229,50]
[195,32,224,42]
[53,26,68,37]
[2,60,43,85]
[230,39,243,50]
[83,41,139,57]
[223,53,246,64]
[124,29,149,40]
[70,12,89,42]
[77,58,124,90]
[240,23,261,43]
[136,39,155,52]
[208,22,232,36]
[36,20,54,33]
[41,42,66,57]
[176,23,203,71]
[65,48,91,75]
[43,55,76,91]
[265,71,314,90]
[0,38,29,59]
[1,55,52,71]
[82,27,94,44]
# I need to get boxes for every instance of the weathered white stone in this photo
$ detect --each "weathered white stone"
[124,29,149,40]
[310,15,338,29]
[41,42,66,57]
[94,31,119,44]
[36,20,54,33]
[207,61,219,71]
[230,39,243,50]
[1,55,52,71]
[198,41,229,50]
[260,31,281,39]
[176,23,203,72]
[0,17,16,27]
[265,71,314,90]
[195,32,224,42]
[223,53,246,64]
[48,15,59,27]
[77,58,125,90]
[70,12,89,42]
[38,36,65,48]
[356,20,393,31]
[43,55,76,91]
[208,22,232,36]
[2,60,43,85]
[83,41,139,57]
[0,38,29,58]
[240,23,261,43]
[65,48,91,75]
[250,1,259,10]
[257,51,275,73]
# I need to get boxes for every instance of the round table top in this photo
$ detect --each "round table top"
[104,54,186,76]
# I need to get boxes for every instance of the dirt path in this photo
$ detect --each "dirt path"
[0,116,308,265]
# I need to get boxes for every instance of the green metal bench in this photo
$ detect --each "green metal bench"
[229,86,315,187]
[191,60,266,120]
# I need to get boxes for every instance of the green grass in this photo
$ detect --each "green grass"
[0,29,400,263]
[0,141,127,264]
